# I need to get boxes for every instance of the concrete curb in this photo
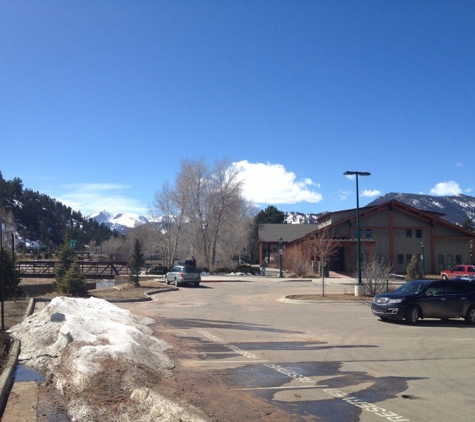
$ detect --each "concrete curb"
[280,296,372,305]
[0,339,21,415]
[0,298,40,416]
[105,287,179,303]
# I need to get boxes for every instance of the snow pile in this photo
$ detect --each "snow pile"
[9,297,208,421]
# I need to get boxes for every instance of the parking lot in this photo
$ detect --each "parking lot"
[121,278,475,421]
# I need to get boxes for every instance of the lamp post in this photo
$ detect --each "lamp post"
[344,171,371,296]
[420,241,425,278]
[278,237,283,278]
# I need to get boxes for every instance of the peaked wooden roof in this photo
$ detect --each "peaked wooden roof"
[258,199,475,245]
[258,223,317,243]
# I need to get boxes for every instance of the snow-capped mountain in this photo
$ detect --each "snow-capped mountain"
[87,192,475,232]
[284,211,325,224]
[283,193,475,226]
[87,211,149,233]
[367,193,475,226]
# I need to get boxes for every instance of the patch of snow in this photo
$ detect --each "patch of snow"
[9,297,207,421]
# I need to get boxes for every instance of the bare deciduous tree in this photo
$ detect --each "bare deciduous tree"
[283,245,311,277]
[151,180,188,266]
[99,236,129,261]
[303,227,340,276]
[149,158,254,271]
[360,256,392,296]
[178,158,247,270]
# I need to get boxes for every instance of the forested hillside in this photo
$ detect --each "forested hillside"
[0,171,116,252]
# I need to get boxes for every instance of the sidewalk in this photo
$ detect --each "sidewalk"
[202,269,358,285]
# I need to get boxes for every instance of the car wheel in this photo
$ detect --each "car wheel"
[441,274,448,280]
[465,306,475,325]
[405,305,420,325]
[194,281,200,287]
[174,278,179,287]
[165,276,169,285]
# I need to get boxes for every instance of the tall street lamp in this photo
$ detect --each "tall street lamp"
[420,241,425,278]
[278,237,283,278]
[344,171,371,295]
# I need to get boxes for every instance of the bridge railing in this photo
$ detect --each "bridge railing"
[17,261,129,279]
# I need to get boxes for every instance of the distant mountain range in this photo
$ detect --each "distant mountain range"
[88,193,475,232]
[86,211,150,234]
[283,211,324,224]
[283,193,475,226]
[366,193,475,226]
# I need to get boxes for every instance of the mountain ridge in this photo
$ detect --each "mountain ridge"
[87,193,475,232]
[86,211,150,234]
[366,192,475,226]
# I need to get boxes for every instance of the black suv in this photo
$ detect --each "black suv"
[371,279,475,324]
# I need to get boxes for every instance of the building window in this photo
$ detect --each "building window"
[416,229,422,238]
[438,254,444,265]
[456,255,462,264]
[397,254,404,264]
[406,229,412,238]
[365,229,372,238]
[406,254,413,263]
[446,255,453,268]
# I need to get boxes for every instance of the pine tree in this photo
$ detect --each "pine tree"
[129,238,145,287]
[0,248,21,299]
[406,253,423,281]
[62,262,88,297]
[53,236,87,296]
[255,206,285,224]
[462,218,475,232]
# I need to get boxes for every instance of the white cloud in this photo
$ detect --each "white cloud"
[456,162,464,168]
[233,160,323,206]
[51,183,148,216]
[361,189,381,197]
[430,181,462,196]
[336,189,351,201]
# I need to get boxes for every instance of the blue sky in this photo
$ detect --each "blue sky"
[1,1,474,217]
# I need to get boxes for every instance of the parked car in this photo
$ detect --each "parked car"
[440,264,475,280]
[165,265,201,287]
[452,275,475,282]
[371,279,475,324]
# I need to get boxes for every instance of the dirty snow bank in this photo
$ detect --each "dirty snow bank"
[9,296,208,421]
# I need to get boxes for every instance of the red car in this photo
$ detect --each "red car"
[441,265,475,280]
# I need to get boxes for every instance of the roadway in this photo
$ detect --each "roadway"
[118,275,475,422]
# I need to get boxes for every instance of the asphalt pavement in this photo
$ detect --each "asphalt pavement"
[0,270,359,421]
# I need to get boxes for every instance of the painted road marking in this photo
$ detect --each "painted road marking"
[197,330,411,420]
[196,360,268,364]
[324,388,410,421]
[197,330,315,384]
[263,363,314,383]
[197,330,260,359]
[235,385,328,391]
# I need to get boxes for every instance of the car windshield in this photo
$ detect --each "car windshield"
[395,281,431,295]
